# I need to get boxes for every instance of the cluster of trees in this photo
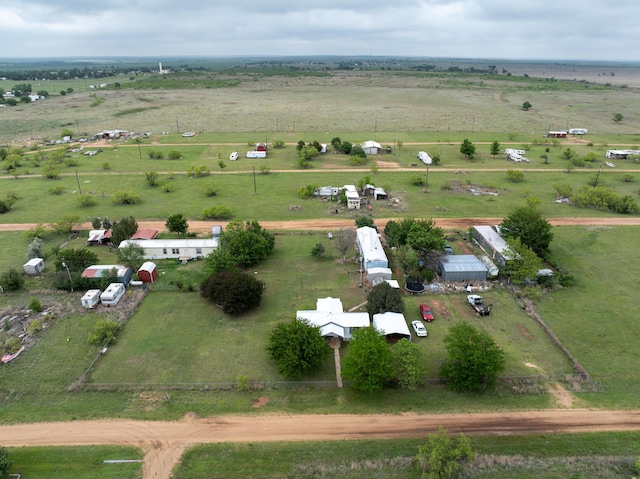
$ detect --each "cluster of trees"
[384,217,446,277]
[296,140,323,168]
[200,221,275,314]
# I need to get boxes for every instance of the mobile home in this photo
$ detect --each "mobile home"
[81,289,102,309]
[100,283,126,306]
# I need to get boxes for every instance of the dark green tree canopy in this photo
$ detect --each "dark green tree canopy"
[200,271,263,315]
[342,326,393,393]
[219,220,275,267]
[366,281,405,317]
[116,242,145,271]
[166,213,188,235]
[111,216,138,246]
[500,206,553,258]
[414,426,473,479]
[489,140,501,157]
[440,321,505,392]
[267,318,331,379]
[56,248,99,272]
[390,338,427,390]
[459,138,476,159]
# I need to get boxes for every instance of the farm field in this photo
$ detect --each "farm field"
[2,58,640,478]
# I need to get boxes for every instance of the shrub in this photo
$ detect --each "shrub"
[506,169,525,183]
[349,154,367,166]
[297,184,318,199]
[162,182,175,193]
[621,174,635,183]
[167,150,182,160]
[49,185,65,195]
[259,164,271,175]
[200,271,264,315]
[41,163,60,179]
[272,139,285,149]
[187,164,210,177]
[28,297,43,312]
[77,193,96,207]
[64,157,79,167]
[0,268,24,291]
[147,150,163,159]
[112,191,141,205]
[311,242,325,257]
[87,319,120,346]
[27,319,43,333]
[204,184,218,197]
[102,162,111,170]
[201,205,233,220]
[410,173,426,186]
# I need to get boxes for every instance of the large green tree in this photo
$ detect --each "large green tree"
[459,138,475,160]
[391,338,427,390]
[503,237,542,282]
[440,321,505,392]
[219,220,275,267]
[500,205,553,258]
[200,271,264,315]
[166,213,188,235]
[342,326,393,393]
[116,242,145,271]
[489,140,501,157]
[55,248,99,272]
[366,281,405,317]
[414,426,473,479]
[267,319,331,379]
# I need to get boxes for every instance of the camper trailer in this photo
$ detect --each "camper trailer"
[100,283,126,307]
[23,258,45,276]
[81,289,102,309]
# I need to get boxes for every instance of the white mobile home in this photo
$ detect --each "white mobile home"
[23,258,45,276]
[119,239,218,261]
[344,185,360,210]
[81,289,102,309]
[357,226,388,270]
[100,283,125,306]
[246,150,267,159]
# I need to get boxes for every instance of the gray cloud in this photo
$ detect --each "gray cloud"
[1,0,638,60]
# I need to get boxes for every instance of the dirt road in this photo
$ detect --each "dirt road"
[2,216,640,234]
[2,410,640,478]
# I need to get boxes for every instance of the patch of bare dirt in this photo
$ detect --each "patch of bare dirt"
[429,299,451,318]
[548,382,575,408]
[515,323,535,341]
[251,396,270,408]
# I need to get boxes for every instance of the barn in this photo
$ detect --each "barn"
[137,262,158,283]
[439,255,489,282]
[372,312,411,342]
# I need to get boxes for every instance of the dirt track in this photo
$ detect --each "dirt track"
[2,410,640,478]
[2,216,640,234]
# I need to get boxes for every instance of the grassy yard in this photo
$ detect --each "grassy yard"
[7,445,143,479]
[172,432,640,479]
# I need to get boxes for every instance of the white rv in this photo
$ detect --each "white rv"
[81,289,102,309]
[100,283,126,307]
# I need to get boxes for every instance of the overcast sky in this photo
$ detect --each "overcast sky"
[1,0,639,61]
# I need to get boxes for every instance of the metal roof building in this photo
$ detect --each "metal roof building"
[439,255,488,282]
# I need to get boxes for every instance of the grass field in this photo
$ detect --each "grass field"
[172,432,640,479]
[2,60,640,476]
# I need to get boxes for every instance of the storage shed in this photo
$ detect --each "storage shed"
[372,312,411,342]
[81,265,133,286]
[81,289,102,309]
[361,140,382,155]
[137,262,157,283]
[439,255,489,282]
[23,258,45,276]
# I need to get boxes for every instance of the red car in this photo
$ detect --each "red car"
[419,304,434,322]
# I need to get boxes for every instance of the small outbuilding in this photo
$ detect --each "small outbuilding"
[137,262,158,283]
[130,229,159,240]
[361,140,382,155]
[23,258,45,276]
[81,289,102,309]
[82,265,133,286]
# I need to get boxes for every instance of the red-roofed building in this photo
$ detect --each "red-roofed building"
[130,229,159,240]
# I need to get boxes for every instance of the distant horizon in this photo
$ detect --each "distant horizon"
[0,55,639,67]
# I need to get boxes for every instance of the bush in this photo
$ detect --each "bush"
[187,164,210,177]
[49,185,65,195]
[27,319,43,333]
[112,191,141,205]
[0,268,24,291]
[297,184,318,199]
[168,150,182,160]
[272,139,285,149]
[311,242,325,257]
[77,193,96,207]
[204,184,218,197]
[410,173,426,186]
[87,319,120,346]
[28,297,43,312]
[506,169,525,183]
[147,150,164,159]
[201,205,233,220]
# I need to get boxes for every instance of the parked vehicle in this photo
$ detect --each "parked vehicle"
[444,244,454,255]
[467,294,492,316]
[419,304,434,322]
[411,320,428,337]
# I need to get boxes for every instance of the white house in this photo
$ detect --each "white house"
[119,238,218,261]
[343,185,360,210]
[372,312,411,341]
[296,297,370,341]
[606,150,640,159]
[361,140,382,155]
[356,226,388,270]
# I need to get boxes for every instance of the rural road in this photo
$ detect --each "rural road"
[2,216,640,234]
[2,410,640,478]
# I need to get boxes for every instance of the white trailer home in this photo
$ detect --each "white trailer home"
[568,128,588,135]
[100,283,125,306]
[246,150,267,159]
[343,185,360,210]
[81,289,102,309]
[119,239,218,261]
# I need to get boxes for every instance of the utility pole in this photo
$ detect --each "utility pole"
[62,259,73,292]
[253,166,257,194]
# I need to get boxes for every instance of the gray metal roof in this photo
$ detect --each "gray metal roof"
[440,255,488,273]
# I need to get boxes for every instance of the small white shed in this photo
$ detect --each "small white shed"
[81,289,102,309]
[23,258,45,276]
